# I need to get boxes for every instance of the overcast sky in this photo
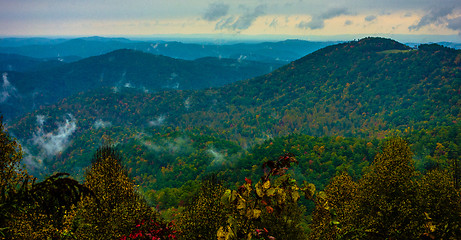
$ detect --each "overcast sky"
[1,0,460,41]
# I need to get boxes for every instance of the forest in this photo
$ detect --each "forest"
[1,37,460,239]
[2,117,460,239]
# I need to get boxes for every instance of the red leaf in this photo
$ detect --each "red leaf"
[245,177,252,185]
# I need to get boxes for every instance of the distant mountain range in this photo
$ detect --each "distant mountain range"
[0,37,337,64]
[0,49,283,119]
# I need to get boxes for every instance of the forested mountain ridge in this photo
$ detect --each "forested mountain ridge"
[7,37,460,180]
[1,49,282,120]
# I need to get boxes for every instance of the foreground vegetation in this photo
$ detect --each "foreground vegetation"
[1,116,460,239]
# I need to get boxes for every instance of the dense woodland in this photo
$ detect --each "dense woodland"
[1,37,460,239]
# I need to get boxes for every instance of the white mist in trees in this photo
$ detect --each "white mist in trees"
[184,96,191,110]
[142,136,193,154]
[207,148,226,166]
[149,115,166,126]
[0,73,18,103]
[93,119,112,129]
[32,114,77,157]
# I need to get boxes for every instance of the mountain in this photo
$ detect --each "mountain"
[6,37,460,190]
[0,37,336,63]
[1,49,283,119]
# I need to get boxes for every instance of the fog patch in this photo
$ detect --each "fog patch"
[22,147,43,170]
[184,97,191,110]
[32,114,77,157]
[207,148,226,166]
[142,136,193,155]
[124,82,134,88]
[149,115,166,127]
[93,119,112,129]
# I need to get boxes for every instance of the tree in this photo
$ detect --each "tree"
[354,137,421,239]
[219,153,308,240]
[178,175,228,240]
[1,116,91,239]
[309,172,359,240]
[309,137,461,240]
[417,169,461,239]
[70,146,161,239]
[4,173,92,240]
[0,116,32,238]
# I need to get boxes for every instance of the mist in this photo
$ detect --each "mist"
[93,119,112,129]
[0,73,18,103]
[149,115,166,127]
[32,114,77,157]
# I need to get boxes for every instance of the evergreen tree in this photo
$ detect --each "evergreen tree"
[71,146,158,239]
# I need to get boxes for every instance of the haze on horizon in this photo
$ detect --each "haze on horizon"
[1,0,461,43]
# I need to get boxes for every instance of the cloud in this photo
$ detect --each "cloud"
[365,15,376,22]
[447,16,461,33]
[203,3,229,21]
[0,73,18,103]
[344,20,353,25]
[297,19,322,30]
[297,7,348,30]
[32,114,77,157]
[320,7,349,19]
[215,4,266,31]
[409,6,454,31]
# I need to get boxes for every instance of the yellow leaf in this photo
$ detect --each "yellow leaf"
[263,180,271,189]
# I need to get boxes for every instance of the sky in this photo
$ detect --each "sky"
[1,0,461,42]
